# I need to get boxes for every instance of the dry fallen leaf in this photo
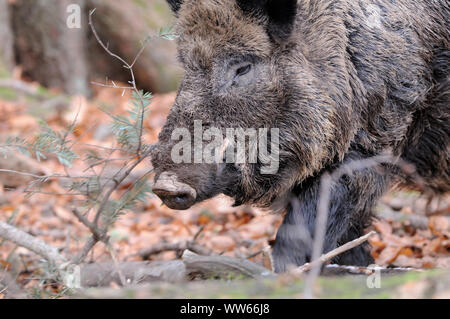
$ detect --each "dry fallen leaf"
[210,236,235,251]
[377,246,402,265]
[429,216,450,235]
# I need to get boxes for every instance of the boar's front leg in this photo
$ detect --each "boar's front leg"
[272,151,390,273]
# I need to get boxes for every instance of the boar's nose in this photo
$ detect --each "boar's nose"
[152,172,197,210]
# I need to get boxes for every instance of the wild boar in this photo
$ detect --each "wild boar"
[151,0,449,272]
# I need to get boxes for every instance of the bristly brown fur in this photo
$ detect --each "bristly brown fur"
[151,0,449,272]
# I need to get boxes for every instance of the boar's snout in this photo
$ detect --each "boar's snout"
[152,172,197,210]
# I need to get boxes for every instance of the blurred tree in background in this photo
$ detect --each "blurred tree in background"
[1,0,180,96]
[0,0,14,75]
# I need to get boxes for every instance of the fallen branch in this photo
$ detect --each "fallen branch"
[322,264,423,276]
[182,250,274,279]
[70,253,426,288]
[0,221,66,266]
[295,231,376,274]
[80,251,273,287]
[80,260,186,287]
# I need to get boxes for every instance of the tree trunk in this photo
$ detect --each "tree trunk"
[11,0,90,96]
[7,0,179,95]
[0,0,14,75]
[85,0,180,93]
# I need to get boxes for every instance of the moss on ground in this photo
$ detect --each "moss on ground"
[80,270,448,299]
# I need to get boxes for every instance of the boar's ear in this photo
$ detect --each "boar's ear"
[237,0,297,43]
[166,0,183,13]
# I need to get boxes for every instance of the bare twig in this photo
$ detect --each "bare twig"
[136,240,213,260]
[69,150,152,265]
[89,9,147,155]
[322,263,423,276]
[106,244,127,286]
[70,235,98,265]
[71,208,102,239]
[192,225,206,242]
[133,224,211,260]
[76,143,122,152]
[2,9,157,274]
[295,231,376,274]
[0,169,47,179]
[22,190,86,197]
[83,157,131,172]
[88,9,129,68]
[130,35,153,68]
[90,81,134,90]
[305,171,331,289]
[92,150,151,226]
[0,169,109,181]
[62,11,157,264]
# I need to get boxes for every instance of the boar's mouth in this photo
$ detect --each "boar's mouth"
[152,172,197,210]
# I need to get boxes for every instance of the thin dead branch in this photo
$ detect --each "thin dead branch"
[70,235,99,265]
[60,11,158,266]
[134,225,212,260]
[295,231,376,274]
[182,250,274,279]
[80,260,186,287]
[80,251,273,287]
[0,221,65,266]
[88,9,147,154]
[322,264,423,276]
[136,241,213,260]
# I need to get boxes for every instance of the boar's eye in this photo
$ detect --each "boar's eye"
[219,59,256,91]
[236,64,251,77]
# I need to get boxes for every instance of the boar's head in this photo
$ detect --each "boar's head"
[151,0,355,210]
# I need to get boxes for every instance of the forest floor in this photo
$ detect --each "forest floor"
[0,84,449,298]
